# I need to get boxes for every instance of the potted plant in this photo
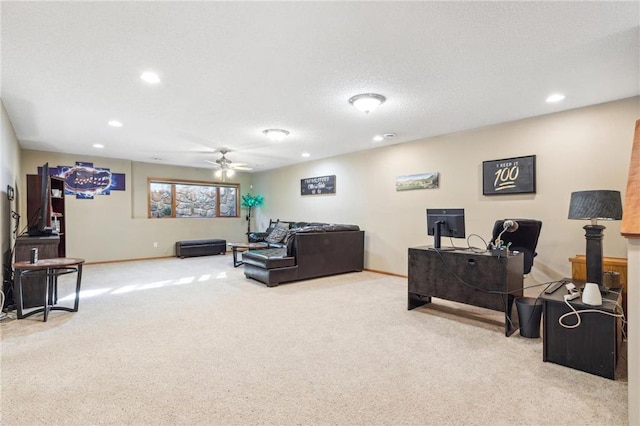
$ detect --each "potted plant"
[241,193,264,240]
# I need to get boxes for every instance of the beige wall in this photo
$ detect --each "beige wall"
[1,100,22,270]
[5,96,640,425]
[252,97,639,283]
[20,151,253,262]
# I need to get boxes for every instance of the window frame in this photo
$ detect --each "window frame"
[147,177,239,219]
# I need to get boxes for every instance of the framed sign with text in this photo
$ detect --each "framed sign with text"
[301,175,336,196]
[482,155,536,195]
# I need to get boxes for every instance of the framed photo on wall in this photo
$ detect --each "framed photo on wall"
[301,175,336,196]
[482,155,536,195]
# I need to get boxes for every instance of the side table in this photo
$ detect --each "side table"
[540,284,623,379]
[227,242,268,267]
[13,258,85,322]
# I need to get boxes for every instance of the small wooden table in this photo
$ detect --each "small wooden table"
[227,243,268,267]
[13,258,85,321]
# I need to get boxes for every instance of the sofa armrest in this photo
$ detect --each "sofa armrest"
[248,232,269,243]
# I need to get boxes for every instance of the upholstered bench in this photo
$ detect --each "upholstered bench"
[175,239,226,258]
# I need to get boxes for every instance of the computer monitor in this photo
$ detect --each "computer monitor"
[426,208,466,250]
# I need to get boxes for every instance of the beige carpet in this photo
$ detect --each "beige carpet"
[0,255,628,425]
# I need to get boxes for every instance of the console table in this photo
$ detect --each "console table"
[540,284,623,379]
[13,258,85,322]
[408,247,524,336]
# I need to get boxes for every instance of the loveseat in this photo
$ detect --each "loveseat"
[242,223,364,287]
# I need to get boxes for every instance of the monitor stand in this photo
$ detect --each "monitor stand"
[431,223,456,251]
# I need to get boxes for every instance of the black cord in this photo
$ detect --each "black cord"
[2,211,21,310]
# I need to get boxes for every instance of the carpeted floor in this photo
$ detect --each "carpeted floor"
[0,255,628,425]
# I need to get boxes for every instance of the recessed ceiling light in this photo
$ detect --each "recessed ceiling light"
[349,93,386,113]
[108,120,123,127]
[374,133,396,142]
[93,144,104,149]
[140,71,160,84]
[546,93,565,103]
[301,152,310,158]
[263,128,290,142]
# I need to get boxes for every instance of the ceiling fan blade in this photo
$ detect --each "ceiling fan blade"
[232,166,253,171]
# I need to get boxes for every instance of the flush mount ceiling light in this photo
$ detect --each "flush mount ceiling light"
[108,120,123,127]
[546,93,565,103]
[349,93,386,113]
[93,144,104,149]
[301,152,310,158]
[140,71,160,84]
[263,128,290,142]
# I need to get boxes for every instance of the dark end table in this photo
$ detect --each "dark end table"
[13,258,85,322]
[540,282,623,379]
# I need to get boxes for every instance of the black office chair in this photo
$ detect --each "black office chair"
[490,219,542,275]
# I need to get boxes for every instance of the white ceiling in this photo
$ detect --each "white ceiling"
[2,1,639,172]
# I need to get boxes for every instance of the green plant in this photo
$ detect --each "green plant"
[241,194,264,238]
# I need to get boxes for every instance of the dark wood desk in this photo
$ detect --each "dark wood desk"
[540,284,623,379]
[408,246,524,336]
[13,258,85,322]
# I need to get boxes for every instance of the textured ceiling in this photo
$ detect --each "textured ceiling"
[2,1,639,172]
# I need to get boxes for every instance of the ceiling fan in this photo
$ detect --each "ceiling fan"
[204,149,252,180]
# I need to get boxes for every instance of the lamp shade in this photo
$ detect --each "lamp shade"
[568,190,623,221]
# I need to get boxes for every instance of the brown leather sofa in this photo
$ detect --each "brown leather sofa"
[242,224,364,287]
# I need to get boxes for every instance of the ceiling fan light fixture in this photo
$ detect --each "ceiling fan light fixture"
[349,93,386,113]
[263,128,290,142]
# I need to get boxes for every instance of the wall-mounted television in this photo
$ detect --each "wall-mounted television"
[27,163,54,236]
[426,208,465,250]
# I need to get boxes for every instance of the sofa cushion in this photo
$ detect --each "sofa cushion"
[242,248,296,269]
[265,222,289,244]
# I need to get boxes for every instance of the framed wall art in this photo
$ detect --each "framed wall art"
[395,172,439,191]
[482,155,536,195]
[301,175,336,196]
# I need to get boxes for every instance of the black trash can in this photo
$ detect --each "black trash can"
[515,297,543,338]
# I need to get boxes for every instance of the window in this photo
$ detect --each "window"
[148,178,239,218]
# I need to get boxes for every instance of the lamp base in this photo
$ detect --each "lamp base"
[583,224,605,286]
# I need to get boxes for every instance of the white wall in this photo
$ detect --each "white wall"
[252,97,639,283]
[629,239,640,425]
